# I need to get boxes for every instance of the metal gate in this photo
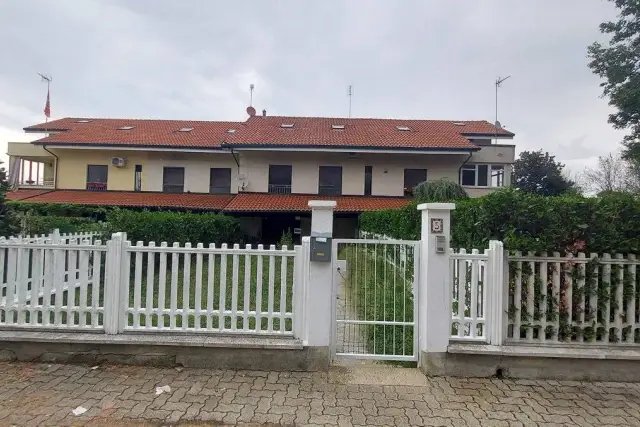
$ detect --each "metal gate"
[331,238,420,362]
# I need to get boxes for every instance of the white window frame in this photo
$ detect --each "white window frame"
[461,164,505,188]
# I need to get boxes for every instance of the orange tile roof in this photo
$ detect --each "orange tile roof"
[222,193,411,213]
[14,190,234,210]
[225,116,511,150]
[25,115,513,151]
[26,118,242,149]
[7,190,410,213]
[5,189,53,201]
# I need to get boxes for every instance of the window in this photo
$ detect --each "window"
[86,165,108,191]
[118,126,135,130]
[134,165,142,192]
[396,126,411,131]
[403,169,427,196]
[364,166,372,196]
[461,164,506,187]
[268,165,292,194]
[318,166,342,195]
[178,127,194,132]
[332,124,345,130]
[163,167,184,193]
[280,123,295,128]
[209,168,231,194]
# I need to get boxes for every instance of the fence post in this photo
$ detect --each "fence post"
[51,229,61,244]
[305,201,335,362]
[293,240,310,342]
[104,232,126,334]
[417,203,455,374]
[488,240,505,345]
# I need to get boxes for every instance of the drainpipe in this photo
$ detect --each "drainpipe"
[227,148,242,192]
[458,152,473,185]
[42,145,58,190]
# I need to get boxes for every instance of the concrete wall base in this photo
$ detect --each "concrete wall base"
[420,350,640,382]
[0,341,330,371]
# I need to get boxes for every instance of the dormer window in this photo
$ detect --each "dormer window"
[332,124,345,130]
[118,126,135,130]
[75,120,91,123]
[280,123,295,128]
[178,127,194,132]
[396,126,410,131]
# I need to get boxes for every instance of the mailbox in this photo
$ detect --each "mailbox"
[310,237,332,262]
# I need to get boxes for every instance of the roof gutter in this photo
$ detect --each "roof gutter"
[42,145,58,190]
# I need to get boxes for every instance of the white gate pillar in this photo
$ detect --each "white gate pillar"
[304,201,336,363]
[417,203,455,373]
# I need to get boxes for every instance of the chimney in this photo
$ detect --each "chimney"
[262,109,267,117]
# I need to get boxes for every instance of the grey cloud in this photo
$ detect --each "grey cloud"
[0,0,628,169]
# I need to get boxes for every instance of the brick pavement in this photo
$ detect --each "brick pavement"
[0,362,639,426]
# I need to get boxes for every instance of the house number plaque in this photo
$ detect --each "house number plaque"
[430,218,444,234]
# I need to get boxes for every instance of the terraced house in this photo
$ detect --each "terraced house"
[6,109,515,242]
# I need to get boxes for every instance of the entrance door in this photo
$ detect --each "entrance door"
[331,238,420,362]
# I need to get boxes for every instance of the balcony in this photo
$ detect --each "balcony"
[318,185,342,196]
[268,184,292,194]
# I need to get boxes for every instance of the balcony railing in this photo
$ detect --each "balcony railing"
[163,184,184,193]
[18,179,54,189]
[318,185,342,196]
[86,182,107,192]
[209,186,231,194]
[268,184,292,194]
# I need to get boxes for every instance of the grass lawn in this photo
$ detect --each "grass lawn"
[125,249,295,332]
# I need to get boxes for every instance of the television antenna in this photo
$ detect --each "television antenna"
[249,83,255,107]
[495,75,510,143]
[347,85,353,118]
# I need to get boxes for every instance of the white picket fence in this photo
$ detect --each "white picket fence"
[0,237,107,330]
[449,241,504,345]
[507,251,640,345]
[0,233,303,336]
[11,230,99,245]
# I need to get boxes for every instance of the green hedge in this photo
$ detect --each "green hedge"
[21,215,97,236]
[8,201,108,219]
[360,189,640,253]
[106,209,241,245]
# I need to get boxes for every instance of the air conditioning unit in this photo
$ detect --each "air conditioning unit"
[111,157,126,168]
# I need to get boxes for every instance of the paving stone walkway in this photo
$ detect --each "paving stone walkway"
[0,362,640,426]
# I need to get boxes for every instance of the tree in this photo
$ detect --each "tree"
[580,152,639,194]
[412,179,468,203]
[513,150,575,196]
[588,0,640,161]
[0,162,18,237]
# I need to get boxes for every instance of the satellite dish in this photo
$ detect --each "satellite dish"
[246,106,256,117]
[494,120,502,129]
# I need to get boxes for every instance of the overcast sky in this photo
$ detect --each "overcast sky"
[0,0,625,173]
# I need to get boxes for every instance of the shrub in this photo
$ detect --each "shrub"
[106,209,241,245]
[360,188,640,253]
[412,179,469,203]
[8,201,108,219]
[21,215,96,235]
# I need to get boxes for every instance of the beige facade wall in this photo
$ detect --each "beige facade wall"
[49,148,237,192]
[239,151,469,196]
[469,144,516,164]
[28,144,515,196]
